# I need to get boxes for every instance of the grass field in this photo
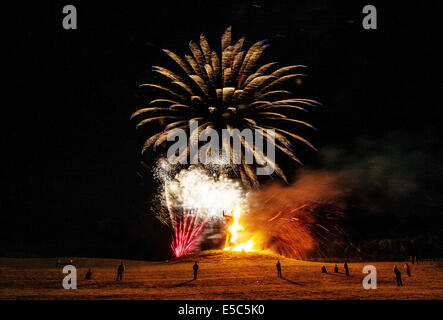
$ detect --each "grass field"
[1,250,442,299]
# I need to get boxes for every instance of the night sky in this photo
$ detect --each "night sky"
[2,1,442,259]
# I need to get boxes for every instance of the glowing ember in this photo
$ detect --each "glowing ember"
[171,211,207,257]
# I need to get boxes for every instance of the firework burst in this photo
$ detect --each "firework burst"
[132,27,320,188]
[171,210,208,257]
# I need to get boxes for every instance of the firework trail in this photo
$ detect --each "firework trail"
[132,27,320,188]
[171,210,208,257]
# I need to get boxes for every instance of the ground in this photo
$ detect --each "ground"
[1,250,442,299]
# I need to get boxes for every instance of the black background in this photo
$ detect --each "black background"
[2,1,442,260]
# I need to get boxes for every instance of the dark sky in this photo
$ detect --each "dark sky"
[2,1,442,259]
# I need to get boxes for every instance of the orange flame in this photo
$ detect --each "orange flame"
[224,205,255,252]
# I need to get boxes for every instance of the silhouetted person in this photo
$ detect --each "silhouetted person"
[415,256,419,264]
[393,265,403,286]
[69,258,73,265]
[334,264,338,273]
[410,256,414,264]
[344,262,349,277]
[85,269,92,280]
[116,262,124,281]
[56,259,61,267]
[193,261,199,280]
[321,265,327,274]
[404,263,411,277]
[276,260,282,278]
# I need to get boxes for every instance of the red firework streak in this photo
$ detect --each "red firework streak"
[171,211,207,257]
